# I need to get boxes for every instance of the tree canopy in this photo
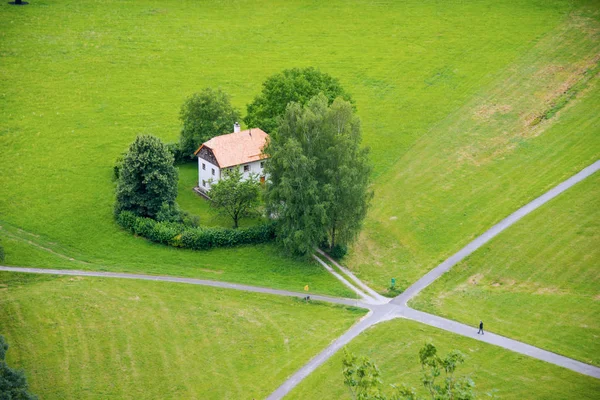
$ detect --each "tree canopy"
[208,168,261,229]
[264,94,372,256]
[179,88,241,158]
[0,335,38,400]
[342,344,477,400]
[244,67,353,134]
[115,135,179,219]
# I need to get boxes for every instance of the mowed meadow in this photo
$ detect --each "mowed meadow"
[0,272,365,399]
[0,0,589,291]
[1,0,600,398]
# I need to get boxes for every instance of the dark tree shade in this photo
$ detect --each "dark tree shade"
[179,88,241,158]
[244,67,353,134]
[115,135,178,219]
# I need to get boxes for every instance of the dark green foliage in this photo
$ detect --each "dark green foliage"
[342,344,476,400]
[245,67,353,134]
[116,211,275,250]
[155,202,200,227]
[265,94,372,256]
[112,153,124,181]
[179,88,241,158]
[115,135,179,219]
[329,244,348,260]
[0,335,38,400]
[166,142,187,165]
[208,168,261,229]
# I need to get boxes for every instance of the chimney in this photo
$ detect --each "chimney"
[234,122,241,133]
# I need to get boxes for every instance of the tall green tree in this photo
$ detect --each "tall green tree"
[265,94,371,256]
[245,67,353,134]
[208,169,261,229]
[0,335,38,400]
[179,88,241,158]
[343,344,477,400]
[115,135,178,219]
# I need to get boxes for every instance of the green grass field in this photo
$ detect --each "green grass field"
[410,173,600,366]
[0,271,365,399]
[345,3,600,293]
[0,0,589,294]
[286,319,600,400]
[1,0,599,396]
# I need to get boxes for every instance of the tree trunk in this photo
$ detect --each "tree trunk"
[330,226,336,250]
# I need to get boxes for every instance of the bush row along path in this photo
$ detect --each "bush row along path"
[1,159,599,399]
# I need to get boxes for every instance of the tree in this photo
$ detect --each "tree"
[0,335,38,400]
[245,67,353,134]
[179,88,241,158]
[264,94,372,256]
[208,169,260,229]
[115,135,178,219]
[342,344,477,400]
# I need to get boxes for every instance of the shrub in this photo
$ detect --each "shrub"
[166,142,188,164]
[329,244,348,260]
[116,212,275,251]
[115,135,179,219]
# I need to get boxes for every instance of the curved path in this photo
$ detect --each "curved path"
[1,160,599,399]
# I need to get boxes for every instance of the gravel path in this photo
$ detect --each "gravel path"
[0,266,369,309]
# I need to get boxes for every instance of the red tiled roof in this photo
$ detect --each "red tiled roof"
[194,128,269,168]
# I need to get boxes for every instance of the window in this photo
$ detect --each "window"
[243,165,250,172]
[212,168,215,176]
[202,180,206,187]
[260,162,265,169]
[202,163,205,170]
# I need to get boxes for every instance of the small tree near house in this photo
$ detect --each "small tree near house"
[179,88,241,159]
[115,135,178,219]
[208,168,261,229]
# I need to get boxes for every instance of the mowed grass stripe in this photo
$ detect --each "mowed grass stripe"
[285,319,600,400]
[0,272,365,399]
[348,7,600,293]
[411,172,600,366]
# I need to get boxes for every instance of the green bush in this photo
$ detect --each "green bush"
[166,142,188,165]
[329,244,348,260]
[116,211,275,250]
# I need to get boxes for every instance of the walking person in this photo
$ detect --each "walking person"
[477,320,484,335]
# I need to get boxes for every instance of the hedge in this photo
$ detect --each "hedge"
[116,211,275,250]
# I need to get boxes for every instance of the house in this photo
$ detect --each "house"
[194,123,269,193]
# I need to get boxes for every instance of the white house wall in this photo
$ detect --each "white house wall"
[197,159,268,192]
[198,157,221,191]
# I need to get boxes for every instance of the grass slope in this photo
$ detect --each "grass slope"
[0,0,576,290]
[0,272,366,399]
[411,173,600,366]
[286,319,600,400]
[347,5,600,293]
